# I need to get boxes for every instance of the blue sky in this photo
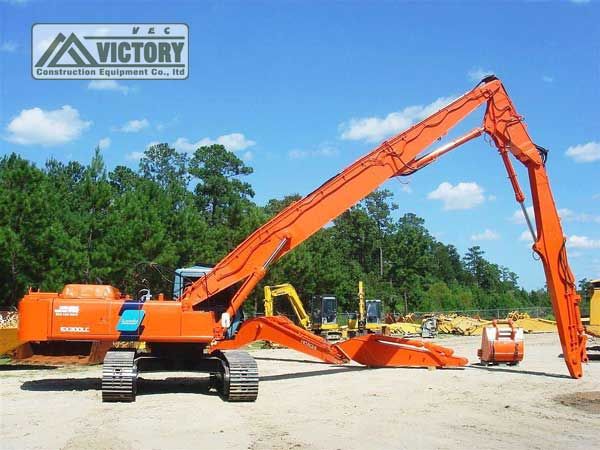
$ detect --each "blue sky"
[1,0,599,290]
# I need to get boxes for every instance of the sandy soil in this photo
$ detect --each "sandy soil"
[1,333,599,450]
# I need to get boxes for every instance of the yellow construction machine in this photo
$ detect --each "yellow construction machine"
[264,284,311,329]
[263,284,345,341]
[348,282,421,337]
[586,279,600,338]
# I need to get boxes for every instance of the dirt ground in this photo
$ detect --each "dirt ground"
[1,333,599,450]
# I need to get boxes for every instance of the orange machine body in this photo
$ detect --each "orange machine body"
[478,320,524,365]
[19,285,220,343]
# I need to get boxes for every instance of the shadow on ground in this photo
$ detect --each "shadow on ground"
[21,376,216,396]
[20,365,369,397]
[0,364,58,371]
[254,356,331,365]
[468,363,571,379]
[261,366,366,381]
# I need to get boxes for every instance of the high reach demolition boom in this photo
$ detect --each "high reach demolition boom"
[181,76,586,378]
[18,77,586,379]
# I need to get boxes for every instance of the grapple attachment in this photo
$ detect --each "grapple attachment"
[335,334,468,368]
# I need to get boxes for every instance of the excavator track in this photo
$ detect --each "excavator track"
[102,349,137,402]
[218,350,259,402]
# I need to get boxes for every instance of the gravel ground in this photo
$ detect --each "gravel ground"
[1,333,599,450]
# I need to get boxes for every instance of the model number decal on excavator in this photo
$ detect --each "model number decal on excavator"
[59,326,89,333]
[301,339,317,351]
[54,305,80,317]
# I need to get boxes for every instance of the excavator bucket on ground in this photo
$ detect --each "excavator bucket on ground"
[478,320,524,366]
[211,316,468,369]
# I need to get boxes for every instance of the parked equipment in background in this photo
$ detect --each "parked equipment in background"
[263,284,345,341]
[478,320,524,366]
[585,280,600,361]
[348,282,381,335]
[310,294,345,341]
[421,316,438,338]
[19,77,587,404]
[348,282,421,337]
[263,284,312,330]
[586,279,600,338]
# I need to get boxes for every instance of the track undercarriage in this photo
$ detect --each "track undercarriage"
[101,347,259,403]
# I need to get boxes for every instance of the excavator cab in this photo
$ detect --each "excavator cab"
[311,294,337,325]
[366,299,383,325]
[172,265,212,300]
[310,295,344,341]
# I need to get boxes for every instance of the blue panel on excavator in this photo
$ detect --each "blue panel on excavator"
[117,309,145,332]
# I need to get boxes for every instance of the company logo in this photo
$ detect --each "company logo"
[301,339,317,351]
[32,24,188,80]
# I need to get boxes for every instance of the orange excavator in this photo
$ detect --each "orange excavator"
[18,76,586,402]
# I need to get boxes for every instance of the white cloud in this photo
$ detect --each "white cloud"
[172,138,196,152]
[126,151,144,161]
[0,41,18,52]
[427,181,485,210]
[242,151,253,162]
[558,208,600,224]
[488,195,497,201]
[5,105,91,146]
[288,145,339,159]
[339,97,454,143]
[567,235,600,249]
[173,133,256,153]
[467,67,494,82]
[542,75,554,83]
[470,229,500,241]
[88,80,130,95]
[565,141,600,163]
[118,119,149,133]
[510,206,535,224]
[98,137,111,150]
[510,206,600,226]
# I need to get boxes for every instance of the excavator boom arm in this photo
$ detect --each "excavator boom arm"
[182,77,585,378]
[183,80,498,309]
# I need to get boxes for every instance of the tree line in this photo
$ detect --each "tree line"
[0,144,555,314]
